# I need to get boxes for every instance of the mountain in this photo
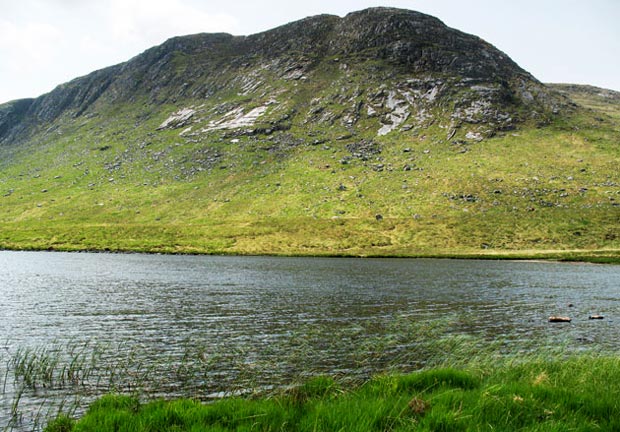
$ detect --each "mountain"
[0,8,561,145]
[0,7,618,261]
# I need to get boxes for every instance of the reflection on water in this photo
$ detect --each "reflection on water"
[1,252,619,430]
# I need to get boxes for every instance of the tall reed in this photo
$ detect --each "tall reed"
[1,312,605,431]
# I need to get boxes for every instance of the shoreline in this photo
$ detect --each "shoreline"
[2,244,619,264]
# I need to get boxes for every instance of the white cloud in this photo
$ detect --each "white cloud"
[104,0,238,43]
[0,0,239,103]
[0,19,62,74]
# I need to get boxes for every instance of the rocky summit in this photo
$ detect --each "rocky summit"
[0,7,618,260]
[0,8,560,145]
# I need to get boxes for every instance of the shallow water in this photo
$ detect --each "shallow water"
[1,251,619,429]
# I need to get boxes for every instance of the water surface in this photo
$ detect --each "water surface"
[1,252,618,429]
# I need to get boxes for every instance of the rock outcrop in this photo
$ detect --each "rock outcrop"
[0,7,563,146]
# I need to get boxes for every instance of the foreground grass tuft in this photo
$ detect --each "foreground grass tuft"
[45,356,620,431]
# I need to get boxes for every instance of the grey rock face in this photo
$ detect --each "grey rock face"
[0,7,562,145]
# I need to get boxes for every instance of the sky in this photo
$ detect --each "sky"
[0,0,618,104]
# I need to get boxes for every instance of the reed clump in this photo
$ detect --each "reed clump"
[45,356,620,431]
[0,315,609,431]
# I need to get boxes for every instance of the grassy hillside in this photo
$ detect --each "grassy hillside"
[1,91,618,260]
[549,83,620,120]
[0,10,618,260]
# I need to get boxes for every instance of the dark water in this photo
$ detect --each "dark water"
[1,251,619,429]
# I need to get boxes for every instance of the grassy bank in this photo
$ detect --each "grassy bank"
[2,239,620,264]
[6,312,608,431]
[46,356,620,431]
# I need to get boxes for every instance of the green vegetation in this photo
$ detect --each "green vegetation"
[3,312,594,431]
[0,9,618,260]
[0,92,618,262]
[46,356,620,431]
[4,314,617,431]
[0,316,505,429]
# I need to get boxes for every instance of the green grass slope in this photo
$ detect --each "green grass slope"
[0,85,619,260]
[0,10,618,260]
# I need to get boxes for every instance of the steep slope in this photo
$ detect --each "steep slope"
[0,8,559,146]
[0,8,618,261]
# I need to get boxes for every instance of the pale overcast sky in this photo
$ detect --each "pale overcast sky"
[0,0,618,104]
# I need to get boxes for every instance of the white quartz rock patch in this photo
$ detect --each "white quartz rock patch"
[423,86,439,102]
[378,91,410,136]
[204,105,270,132]
[157,108,196,130]
[465,131,484,142]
